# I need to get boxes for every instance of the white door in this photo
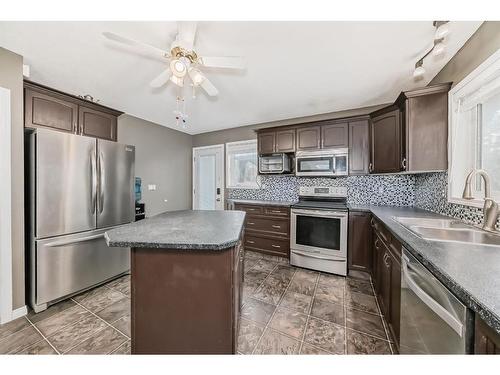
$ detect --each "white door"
[193,145,224,210]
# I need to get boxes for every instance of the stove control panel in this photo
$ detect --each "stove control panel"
[299,186,347,197]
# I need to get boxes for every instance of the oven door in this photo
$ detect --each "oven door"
[295,156,335,176]
[290,208,347,257]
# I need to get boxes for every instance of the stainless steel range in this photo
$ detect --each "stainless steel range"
[290,186,348,276]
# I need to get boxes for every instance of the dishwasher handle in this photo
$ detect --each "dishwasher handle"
[402,255,464,337]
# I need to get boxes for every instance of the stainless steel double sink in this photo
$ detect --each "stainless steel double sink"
[392,216,500,247]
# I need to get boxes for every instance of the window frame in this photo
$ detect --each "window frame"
[225,139,260,190]
[448,48,500,208]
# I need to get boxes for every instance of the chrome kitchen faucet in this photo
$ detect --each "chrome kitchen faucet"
[462,169,500,233]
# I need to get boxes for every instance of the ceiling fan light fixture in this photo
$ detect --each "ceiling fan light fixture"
[189,68,205,86]
[434,21,450,40]
[433,39,446,56]
[413,60,425,79]
[170,59,187,78]
[170,75,184,87]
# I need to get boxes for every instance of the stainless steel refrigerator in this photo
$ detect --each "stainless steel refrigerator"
[26,128,135,312]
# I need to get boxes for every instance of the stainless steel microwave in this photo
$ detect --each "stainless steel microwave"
[258,153,292,174]
[295,149,348,177]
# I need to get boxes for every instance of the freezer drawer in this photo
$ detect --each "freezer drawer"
[97,139,135,228]
[32,129,97,238]
[33,227,130,310]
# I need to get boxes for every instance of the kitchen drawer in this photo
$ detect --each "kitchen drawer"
[246,217,289,236]
[371,217,392,244]
[234,204,263,215]
[244,235,289,257]
[263,206,290,217]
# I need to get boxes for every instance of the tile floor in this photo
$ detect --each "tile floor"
[0,250,394,355]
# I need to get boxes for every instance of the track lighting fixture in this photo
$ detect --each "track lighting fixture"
[412,21,450,79]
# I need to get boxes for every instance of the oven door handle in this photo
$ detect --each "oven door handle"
[292,250,345,261]
[292,209,347,217]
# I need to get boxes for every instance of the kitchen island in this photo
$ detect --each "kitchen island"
[105,210,246,354]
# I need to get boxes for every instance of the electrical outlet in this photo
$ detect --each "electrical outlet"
[378,186,384,194]
[148,184,157,191]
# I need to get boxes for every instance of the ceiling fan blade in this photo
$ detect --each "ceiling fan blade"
[102,32,169,59]
[177,21,197,50]
[150,68,172,88]
[200,76,219,97]
[198,56,245,70]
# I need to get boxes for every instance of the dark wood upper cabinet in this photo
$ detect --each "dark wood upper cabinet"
[475,316,500,354]
[25,87,78,133]
[275,129,296,153]
[370,108,403,173]
[398,83,451,172]
[349,119,370,175]
[348,211,372,273]
[257,132,276,154]
[369,82,451,174]
[296,126,321,151]
[79,106,117,141]
[24,81,122,142]
[321,122,348,149]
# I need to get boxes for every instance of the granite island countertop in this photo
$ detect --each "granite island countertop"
[105,210,246,250]
[349,204,500,335]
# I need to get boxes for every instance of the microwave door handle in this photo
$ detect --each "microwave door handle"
[332,156,336,173]
[402,257,464,337]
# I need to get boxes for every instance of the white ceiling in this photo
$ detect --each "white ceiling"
[0,21,482,135]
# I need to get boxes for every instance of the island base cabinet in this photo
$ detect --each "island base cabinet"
[130,245,242,354]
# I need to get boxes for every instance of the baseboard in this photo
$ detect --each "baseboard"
[12,305,28,320]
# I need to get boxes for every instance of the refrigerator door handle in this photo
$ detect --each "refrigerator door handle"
[98,151,105,213]
[90,152,97,213]
[42,233,105,247]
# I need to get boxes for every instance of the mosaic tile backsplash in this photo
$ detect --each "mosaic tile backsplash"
[227,171,498,228]
[227,174,416,206]
[415,172,500,229]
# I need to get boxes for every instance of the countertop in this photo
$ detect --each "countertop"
[227,199,297,207]
[349,204,500,335]
[105,210,246,250]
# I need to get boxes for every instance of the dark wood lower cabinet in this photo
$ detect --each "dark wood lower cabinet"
[130,239,243,354]
[475,316,500,354]
[348,211,372,272]
[370,217,401,349]
[233,203,290,258]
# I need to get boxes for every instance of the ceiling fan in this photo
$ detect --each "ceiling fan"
[102,22,245,97]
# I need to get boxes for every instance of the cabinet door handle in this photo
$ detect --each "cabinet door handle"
[272,225,281,229]
[247,240,255,244]
[375,238,380,249]
[248,222,255,225]
[369,162,373,173]
[370,218,375,227]
[271,244,281,248]
[401,158,407,170]
[384,253,390,267]
[270,210,282,213]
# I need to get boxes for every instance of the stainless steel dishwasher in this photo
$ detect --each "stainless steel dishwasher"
[400,248,473,354]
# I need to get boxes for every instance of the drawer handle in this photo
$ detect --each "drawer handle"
[247,240,255,244]
[271,244,281,248]
[271,225,281,229]
[247,208,256,211]
[248,222,255,225]
[270,210,282,213]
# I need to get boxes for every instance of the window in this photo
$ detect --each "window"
[226,140,259,189]
[449,49,500,207]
